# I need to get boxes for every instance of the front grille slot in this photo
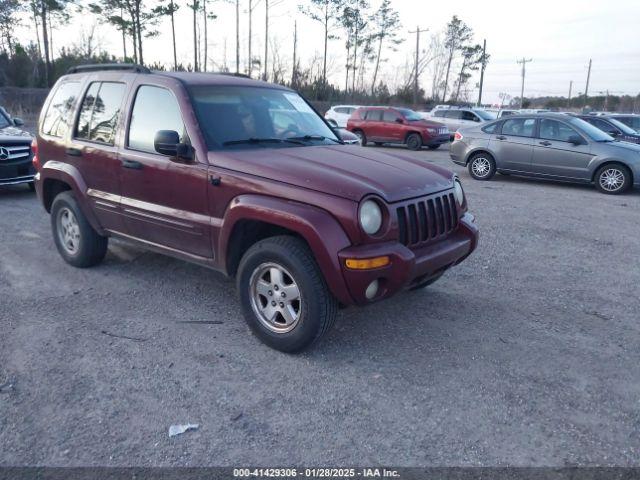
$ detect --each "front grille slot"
[396,191,459,247]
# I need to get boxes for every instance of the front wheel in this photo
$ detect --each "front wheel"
[237,236,338,353]
[51,191,108,268]
[468,153,496,180]
[406,133,423,150]
[594,164,632,194]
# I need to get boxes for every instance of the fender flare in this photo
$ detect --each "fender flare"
[40,161,105,235]
[218,194,355,305]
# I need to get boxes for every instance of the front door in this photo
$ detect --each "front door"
[490,117,536,172]
[381,109,404,142]
[531,118,594,180]
[118,84,212,259]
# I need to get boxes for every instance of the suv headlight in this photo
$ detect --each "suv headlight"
[454,179,465,205]
[359,199,383,235]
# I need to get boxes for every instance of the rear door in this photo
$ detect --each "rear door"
[381,109,403,142]
[118,82,212,258]
[363,109,384,141]
[68,79,128,232]
[490,117,536,172]
[531,118,593,180]
[444,110,463,132]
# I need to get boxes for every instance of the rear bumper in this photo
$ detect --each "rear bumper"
[337,213,479,305]
[449,141,468,165]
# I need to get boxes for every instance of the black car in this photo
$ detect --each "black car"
[0,106,35,189]
[608,114,640,133]
[577,115,640,144]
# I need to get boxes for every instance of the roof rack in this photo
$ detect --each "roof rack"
[66,63,151,74]
[211,71,252,79]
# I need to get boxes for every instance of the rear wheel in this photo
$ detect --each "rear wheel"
[51,191,108,268]
[353,130,367,146]
[468,152,496,180]
[594,164,632,194]
[406,133,423,150]
[237,236,338,353]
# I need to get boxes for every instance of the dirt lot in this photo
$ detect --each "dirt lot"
[1,147,639,467]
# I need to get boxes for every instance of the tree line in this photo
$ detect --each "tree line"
[1,0,489,107]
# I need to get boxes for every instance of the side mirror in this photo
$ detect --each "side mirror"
[154,129,193,162]
[608,130,619,137]
[13,117,24,127]
[568,134,585,146]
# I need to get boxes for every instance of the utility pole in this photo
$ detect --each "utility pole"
[235,0,240,74]
[409,26,429,109]
[568,80,573,108]
[477,39,487,107]
[263,0,269,81]
[583,58,592,109]
[517,57,532,109]
[291,20,298,87]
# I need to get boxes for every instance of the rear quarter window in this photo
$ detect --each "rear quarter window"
[482,122,500,134]
[41,81,81,138]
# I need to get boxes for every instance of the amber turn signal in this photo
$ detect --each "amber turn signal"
[345,256,390,270]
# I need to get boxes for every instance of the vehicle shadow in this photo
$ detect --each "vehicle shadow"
[0,185,34,199]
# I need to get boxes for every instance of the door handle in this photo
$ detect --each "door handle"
[539,141,552,146]
[210,176,222,186]
[496,135,506,140]
[66,147,82,157]
[121,159,144,170]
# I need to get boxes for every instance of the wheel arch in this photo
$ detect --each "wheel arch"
[465,148,496,166]
[590,160,634,184]
[218,194,355,305]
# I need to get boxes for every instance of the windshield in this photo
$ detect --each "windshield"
[474,109,497,121]
[567,116,614,141]
[608,117,637,135]
[0,109,10,128]
[397,108,424,121]
[188,86,339,149]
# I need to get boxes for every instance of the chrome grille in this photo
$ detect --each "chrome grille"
[396,191,459,247]
[0,144,31,161]
[438,127,448,135]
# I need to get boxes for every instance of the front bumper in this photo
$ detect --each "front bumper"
[0,161,35,186]
[338,213,479,305]
[425,133,451,146]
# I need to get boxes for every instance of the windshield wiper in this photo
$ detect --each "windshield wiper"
[223,137,306,146]
[286,135,341,144]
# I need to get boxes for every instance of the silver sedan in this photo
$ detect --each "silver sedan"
[450,113,640,194]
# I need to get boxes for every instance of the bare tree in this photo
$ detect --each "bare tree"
[152,0,179,69]
[368,0,402,95]
[441,15,473,102]
[453,43,486,101]
[298,0,344,85]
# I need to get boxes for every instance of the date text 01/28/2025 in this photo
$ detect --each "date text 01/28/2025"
[233,468,400,477]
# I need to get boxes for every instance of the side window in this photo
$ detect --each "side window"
[346,108,356,114]
[502,118,535,137]
[365,110,382,121]
[433,110,445,118]
[128,85,185,153]
[539,119,578,142]
[75,82,125,145]
[41,82,81,138]
[462,111,478,122]
[382,110,398,123]
[445,110,462,119]
[482,122,500,134]
[335,107,347,114]
[591,118,618,133]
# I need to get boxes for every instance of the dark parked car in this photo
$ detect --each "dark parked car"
[34,64,478,352]
[608,114,640,133]
[0,106,35,189]
[450,113,640,194]
[347,107,450,150]
[576,115,640,144]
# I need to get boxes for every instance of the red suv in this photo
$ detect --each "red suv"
[34,64,478,352]
[347,107,449,150]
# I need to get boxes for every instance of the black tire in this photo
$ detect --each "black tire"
[594,164,632,195]
[353,130,367,146]
[427,144,441,150]
[409,272,443,291]
[51,191,108,268]
[237,236,338,353]
[28,182,35,192]
[468,152,496,181]
[406,133,423,150]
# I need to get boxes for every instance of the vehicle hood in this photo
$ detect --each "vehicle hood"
[605,140,640,153]
[0,125,33,141]
[408,119,446,129]
[211,145,455,203]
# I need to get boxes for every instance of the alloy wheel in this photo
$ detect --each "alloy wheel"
[249,262,302,333]
[599,168,625,192]
[472,157,492,178]
[57,207,81,255]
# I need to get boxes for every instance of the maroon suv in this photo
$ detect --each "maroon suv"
[347,107,450,150]
[34,64,479,352]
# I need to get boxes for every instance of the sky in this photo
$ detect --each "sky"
[14,0,640,104]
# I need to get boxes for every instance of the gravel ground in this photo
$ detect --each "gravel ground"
[1,147,639,467]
